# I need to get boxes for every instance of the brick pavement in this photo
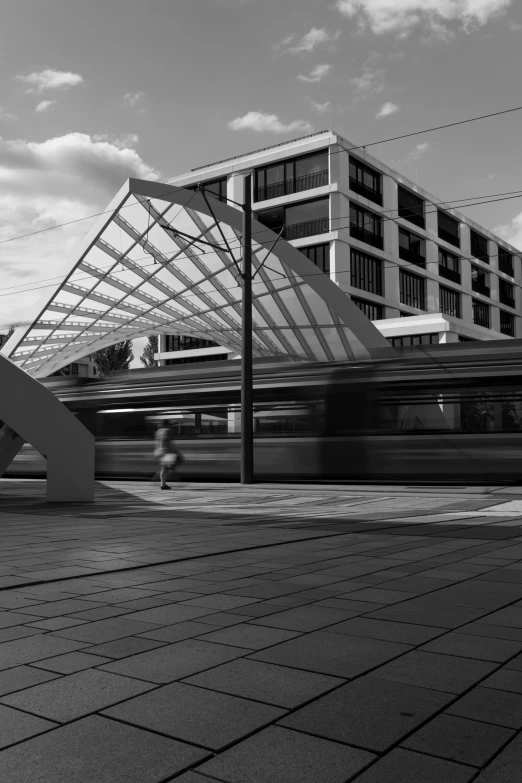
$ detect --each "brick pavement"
[2,478,522,780]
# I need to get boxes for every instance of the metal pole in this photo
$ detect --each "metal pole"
[241,173,253,484]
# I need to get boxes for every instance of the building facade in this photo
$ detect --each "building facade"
[156,129,520,363]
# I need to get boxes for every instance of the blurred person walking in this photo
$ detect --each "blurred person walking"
[154,419,181,490]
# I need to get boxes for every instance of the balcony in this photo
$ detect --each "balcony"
[399,246,425,268]
[350,224,383,250]
[255,170,328,202]
[349,177,383,206]
[284,217,329,241]
[499,254,514,277]
[500,293,516,309]
[472,280,490,297]
[438,227,460,248]
[438,265,461,284]
[501,320,515,337]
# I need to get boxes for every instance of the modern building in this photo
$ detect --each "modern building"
[156,129,520,364]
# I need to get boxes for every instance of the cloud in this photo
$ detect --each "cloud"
[35,100,56,113]
[350,55,384,96]
[494,213,522,252]
[0,105,16,122]
[309,99,331,113]
[336,0,512,36]
[297,64,331,83]
[282,27,341,53]
[376,101,399,117]
[17,69,83,93]
[0,132,159,331]
[228,111,312,133]
[124,91,145,110]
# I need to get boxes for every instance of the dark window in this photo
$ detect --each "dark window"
[350,248,383,295]
[458,335,476,342]
[349,157,382,205]
[400,269,426,310]
[438,210,460,247]
[439,285,461,318]
[349,202,383,249]
[498,248,514,277]
[398,186,425,229]
[438,247,461,284]
[499,278,515,308]
[255,197,329,241]
[301,243,330,275]
[351,296,384,321]
[187,177,227,203]
[472,299,490,328]
[470,229,489,263]
[471,266,490,297]
[500,310,515,337]
[166,354,226,366]
[254,151,328,202]
[388,333,438,348]
[165,335,218,352]
[399,228,425,267]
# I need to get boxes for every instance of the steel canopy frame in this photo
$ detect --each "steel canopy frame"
[4,178,394,377]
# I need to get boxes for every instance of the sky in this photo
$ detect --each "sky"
[1,0,522,366]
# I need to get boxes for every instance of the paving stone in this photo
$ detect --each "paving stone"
[279,676,453,752]
[447,687,522,728]
[99,639,249,683]
[68,606,135,621]
[30,651,112,674]
[184,658,343,707]
[114,603,220,625]
[0,703,57,749]
[137,620,216,643]
[50,617,161,644]
[249,630,411,678]
[26,617,88,631]
[0,665,60,696]
[0,714,208,783]
[402,713,515,767]
[0,668,155,722]
[83,636,167,659]
[482,668,522,694]
[456,622,522,642]
[0,611,43,628]
[505,651,522,670]
[114,595,193,611]
[178,594,261,610]
[0,626,44,643]
[480,607,522,628]
[197,612,255,627]
[197,624,302,650]
[197,725,375,783]
[326,617,445,645]
[16,598,104,618]
[420,632,522,662]
[372,650,495,693]
[352,748,476,783]
[77,587,164,603]
[0,634,89,670]
[174,774,220,782]
[366,601,489,628]
[474,732,522,782]
[338,587,416,604]
[250,605,360,632]
[103,681,284,750]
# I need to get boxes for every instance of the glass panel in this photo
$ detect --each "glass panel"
[265,164,285,186]
[255,206,285,232]
[286,198,328,225]
[295,153,328,179]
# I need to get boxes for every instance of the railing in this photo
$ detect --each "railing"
[499,294,515,309]
[501,320,516,337]
[399,246,425,267]
[349,178,383,206]
[284,217,329,241]
[438,227,460,248]
[473,307,490,328]
[472,281,490,297]
[350,224,384,250]
[438,264,461,284]
[255,170,328,202]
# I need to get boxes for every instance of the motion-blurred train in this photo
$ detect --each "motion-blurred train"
[6,339,522,484]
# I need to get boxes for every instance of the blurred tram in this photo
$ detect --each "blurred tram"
[7,339,522,484]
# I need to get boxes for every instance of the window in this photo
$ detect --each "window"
[438,247,461,284]
[351,297,384,320]
[255,197,329,241]
[187,177,227,203]
[398,186,425,229]
[301,243,330,275]
[472,299,490,328]
[458,335,476,342]
[471,266,490,297]
[439,285,461,318]
[165,335,218,352]
[499,279,515,308]
[349,202,383,249]
[500,310,515,337]
[254,150,328,202]
[350,248,383,295]
[470,229,489,263]
[438,210,460,247]
[399,228,425,267]
[498,248,514,277]
[400,269,426,310]
[349,157,382,205]
[388,333,438,348]
[166,354,226,366]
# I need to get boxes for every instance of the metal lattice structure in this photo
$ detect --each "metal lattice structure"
[4,179,393,377]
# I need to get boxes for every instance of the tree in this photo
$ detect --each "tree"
[91,341,134,376]
[140,335,158,367]
[0,327,14,351]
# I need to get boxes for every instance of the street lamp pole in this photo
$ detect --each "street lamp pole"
[241,173,253,484]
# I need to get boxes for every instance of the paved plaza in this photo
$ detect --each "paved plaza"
[2,480,522,780]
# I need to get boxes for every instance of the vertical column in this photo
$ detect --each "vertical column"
[460,224,473,325]
[382,175,400,316]
[241,173,253,485]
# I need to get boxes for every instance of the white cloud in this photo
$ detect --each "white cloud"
[298,64,331,83]
[17,69,84,93]
[350,55,384,96]
[0,132,159,331]
[0,105,15,122]
[282,27,341,53]
[309,99,331,113]
[336,0,512,36]
[376,101,399,117]
[228,111,312,133]
[124,91,145,109]
[494,213,522,252]
[35,100,56,113]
